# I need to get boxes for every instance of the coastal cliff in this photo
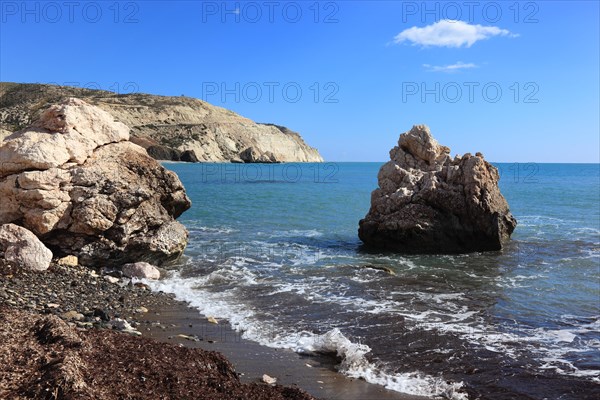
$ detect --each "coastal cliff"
[0,82,323,163]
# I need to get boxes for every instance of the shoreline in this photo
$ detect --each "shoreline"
[0,263,421,400]
[138,297,424,400]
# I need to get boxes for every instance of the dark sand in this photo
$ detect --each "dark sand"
[139,301,426,400]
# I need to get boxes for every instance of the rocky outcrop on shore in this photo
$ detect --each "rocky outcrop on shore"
[0,98,191,267]
[359,125,517,253]
[0,82,323,163]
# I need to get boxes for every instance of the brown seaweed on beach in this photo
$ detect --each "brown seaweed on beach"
[0,308,315,400]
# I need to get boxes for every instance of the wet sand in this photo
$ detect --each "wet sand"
[139,301,426,400]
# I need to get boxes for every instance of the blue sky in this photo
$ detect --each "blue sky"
[1,1,598,162]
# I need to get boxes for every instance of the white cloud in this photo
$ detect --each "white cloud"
[423,61,478,72]
[394,20,517,48]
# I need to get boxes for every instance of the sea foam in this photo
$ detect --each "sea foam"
[147,272,468,399]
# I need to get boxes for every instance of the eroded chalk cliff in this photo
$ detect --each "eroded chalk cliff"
[0,82,323,163]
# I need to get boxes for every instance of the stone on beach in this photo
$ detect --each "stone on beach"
[262,374,277,385]
[358,125,517,253]
[0,223,52,271]
[58,255,78,267]
[62,310,85,321]
[112,318,142,336]
[122,262,161,280]
[104,275,120,284]
[0,98,191,267]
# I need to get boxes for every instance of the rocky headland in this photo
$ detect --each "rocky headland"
[0,82,323,163]
[359,125,517,253]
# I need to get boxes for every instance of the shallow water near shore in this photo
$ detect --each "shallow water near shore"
[155,162,600,399]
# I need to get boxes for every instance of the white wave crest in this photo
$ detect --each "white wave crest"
[295,328,467,399]
[147,273,468,399]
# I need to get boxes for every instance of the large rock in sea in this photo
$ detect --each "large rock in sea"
[358,125,517,253]
[0,98,191,267]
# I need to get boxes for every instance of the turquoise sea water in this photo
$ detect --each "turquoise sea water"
[154,162,600,399]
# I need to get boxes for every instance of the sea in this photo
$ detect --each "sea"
[151,162,600,399]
